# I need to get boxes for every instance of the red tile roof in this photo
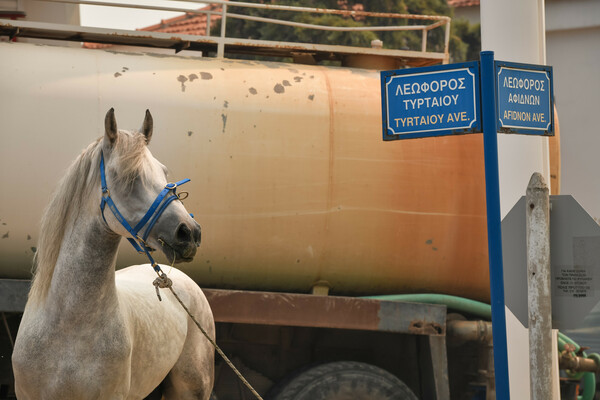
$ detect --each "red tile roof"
[139,3,222,35]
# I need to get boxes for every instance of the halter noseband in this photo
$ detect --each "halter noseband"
[99,151,191,273]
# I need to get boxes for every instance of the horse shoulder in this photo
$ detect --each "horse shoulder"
[13,301,133,399]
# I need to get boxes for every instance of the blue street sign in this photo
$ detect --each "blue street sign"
[381,62,481,140]
[496,61,554,135]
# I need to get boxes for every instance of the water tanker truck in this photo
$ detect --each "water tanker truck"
[0,2,584,399]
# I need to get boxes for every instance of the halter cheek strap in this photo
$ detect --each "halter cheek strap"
[99,151,191,273]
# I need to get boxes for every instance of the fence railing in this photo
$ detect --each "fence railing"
[38,0,450,58]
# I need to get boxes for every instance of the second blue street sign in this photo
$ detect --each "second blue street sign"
[496,60,554,135]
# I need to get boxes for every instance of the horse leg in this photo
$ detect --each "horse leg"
[162,316,215,400]
[161,342,214,399]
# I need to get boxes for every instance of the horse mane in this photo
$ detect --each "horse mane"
[29,130,150,304]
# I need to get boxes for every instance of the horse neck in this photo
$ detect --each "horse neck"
[46,211,122,318]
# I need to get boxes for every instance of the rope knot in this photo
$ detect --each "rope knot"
[153,273,173,301]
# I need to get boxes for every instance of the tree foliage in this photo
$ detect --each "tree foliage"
[220,0,480,63]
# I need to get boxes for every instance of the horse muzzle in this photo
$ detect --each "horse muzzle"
[160,221,201,263]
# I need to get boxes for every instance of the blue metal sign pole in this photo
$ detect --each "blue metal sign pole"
[480,50,510,399]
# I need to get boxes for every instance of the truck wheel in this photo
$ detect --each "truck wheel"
[267,361,419,400]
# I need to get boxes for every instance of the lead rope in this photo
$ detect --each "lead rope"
[152,247,264,400]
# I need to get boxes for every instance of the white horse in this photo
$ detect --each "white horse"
[12,109,215,399]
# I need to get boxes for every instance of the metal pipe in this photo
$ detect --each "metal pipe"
[424,19,447,31]
[160,0,451,22]
[443,21,451,63]
[225,12,428,32]
[447,320,493,344]
[218,3,227,58]
[38,0,449,23]
[559,353,599,373]
[206,9,212,36]
[39,0,446,33]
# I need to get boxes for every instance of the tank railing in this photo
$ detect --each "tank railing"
[35,0,450,60]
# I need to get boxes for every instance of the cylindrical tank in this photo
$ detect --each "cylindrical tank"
[0,42,491,301]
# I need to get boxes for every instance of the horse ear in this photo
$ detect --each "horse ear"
[104,108,118,145]
[141,109,153,144]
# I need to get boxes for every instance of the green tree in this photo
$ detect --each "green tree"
[450,18,481,62]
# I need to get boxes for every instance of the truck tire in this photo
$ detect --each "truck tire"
[267,361,419,400]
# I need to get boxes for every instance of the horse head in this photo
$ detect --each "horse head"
[100,108,201,264]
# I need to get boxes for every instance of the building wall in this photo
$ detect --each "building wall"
[452,0,600,222]
[548,21,600,355]
[545,0,600,221]
[2,0,80,46]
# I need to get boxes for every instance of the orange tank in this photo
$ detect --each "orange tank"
[0,42,491,300]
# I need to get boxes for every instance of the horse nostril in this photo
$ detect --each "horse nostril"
[194,224,201,245]
[176,223,192,243]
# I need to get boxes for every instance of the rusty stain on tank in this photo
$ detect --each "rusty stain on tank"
[221,113,227,133]
[249,87,257,95]
[114,72,122,78]
[274,83,285,94]
[177,74,187,92]
[200,72,213,80]
[188,73,198,82]
[282,80,291,87]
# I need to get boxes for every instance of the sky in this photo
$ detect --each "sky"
[79,0,203,30]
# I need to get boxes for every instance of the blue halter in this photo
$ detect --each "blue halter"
[99,151,191,273]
